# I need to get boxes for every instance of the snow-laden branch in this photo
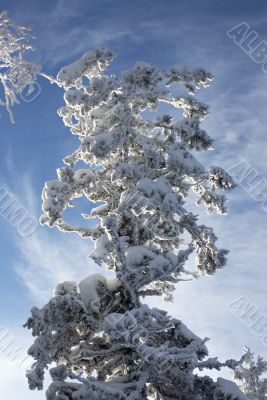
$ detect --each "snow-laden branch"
[0,11,41,122]
[234,347,267,399]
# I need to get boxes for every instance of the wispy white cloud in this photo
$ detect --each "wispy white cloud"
[14,0,135,68]
[0,150,99,302]
[41,25,132,67]
[4,169,111,303]
[15,230,98,303]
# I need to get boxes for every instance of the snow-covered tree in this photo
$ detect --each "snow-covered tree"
[234,347,267,399]
[0,10,40,122]
[25,49,246,399]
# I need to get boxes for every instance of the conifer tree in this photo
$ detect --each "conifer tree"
[234,347,267,400]
[25,49,247,399]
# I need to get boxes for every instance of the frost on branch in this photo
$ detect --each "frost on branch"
[26,49,243,399]
[234,347,267,399]
[0,11,40,122]
[57,48,115,89]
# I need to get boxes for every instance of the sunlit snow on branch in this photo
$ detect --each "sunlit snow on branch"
[0,11,41,122]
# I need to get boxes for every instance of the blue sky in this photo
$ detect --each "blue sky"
[0,0,267,398]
